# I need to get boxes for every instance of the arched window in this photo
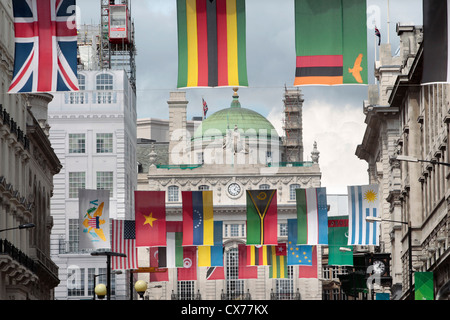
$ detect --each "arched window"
[289,184,300,200]
[168,185,179,202]
[96,73,115,104]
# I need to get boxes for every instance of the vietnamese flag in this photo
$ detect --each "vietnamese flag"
[135,191,166,247]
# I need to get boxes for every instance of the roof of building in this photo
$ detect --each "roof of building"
[193,88,277,141]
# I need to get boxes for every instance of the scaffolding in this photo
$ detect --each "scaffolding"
[100,0,137,92]
[282,87,304,163]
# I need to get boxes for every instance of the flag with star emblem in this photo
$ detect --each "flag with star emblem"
[348,185,379,245]
[182,190,214,246]
[287,219,313,266]
[8,0,79,93]
[296,187,328,245]
[111,219,138,270]
[134,191,166,247]
[269,244,288,279]
[246,189,278,245]
[298,246,318,278]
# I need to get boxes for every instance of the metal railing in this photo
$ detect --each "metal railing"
[0,239,36,272]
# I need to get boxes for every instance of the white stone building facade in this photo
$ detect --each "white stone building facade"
[48,69,137,300]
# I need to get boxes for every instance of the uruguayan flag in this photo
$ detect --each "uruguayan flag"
[347,185,380,245]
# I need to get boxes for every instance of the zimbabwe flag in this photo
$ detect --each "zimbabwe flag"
[176,0,248,88]
[294,0,367,85]
[246,189,277,245]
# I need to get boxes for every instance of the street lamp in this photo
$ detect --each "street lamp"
[134,280,147,300]
[0,223,35,233]
[395,155,450,167]
[93,270,122,300]
[90,251,126,300]
[94,283,107,300]
[366,216,413,300]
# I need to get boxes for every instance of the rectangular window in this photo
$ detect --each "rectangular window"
[69,172,85,198]
[68,219,79,253]
[96,171,114,195]
[67,267,85,297]
[168,186,179,202]
[69,134,86,153]
[96,133,113,153]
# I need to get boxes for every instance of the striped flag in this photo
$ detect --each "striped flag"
[328,216,353,266]
[422,0,450,84]
[269,244,288,279]
[165,221,184,268]
[182,190,214,246]
[246,189,278,245]
[176,0,248,88]
[347,185,380,246]
[237,244,257,279]
[294,0,367,86]
[295,187,328,245]
[246,245,272,266]
[111,220,138,270]
[198,221,224,267]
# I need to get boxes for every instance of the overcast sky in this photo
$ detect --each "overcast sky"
[77,0,423,194]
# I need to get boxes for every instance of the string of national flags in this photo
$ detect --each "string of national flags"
[7,0,447,95]
[80,184,380,281]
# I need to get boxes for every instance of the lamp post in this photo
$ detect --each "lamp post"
[93,270,122,300]
[90,251,126,300]
[0,223,35,233]
[395,155,450,167]
[366,216,413,300]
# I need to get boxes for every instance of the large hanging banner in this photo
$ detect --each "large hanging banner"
[176,0,248,88]
[294,0,367,86]
[246,189,278,245]
[79,189,110,250]
[415,272,434,300]
[8,0,79,93]
[347,184,380,246]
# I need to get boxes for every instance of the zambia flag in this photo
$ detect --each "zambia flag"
[246,189,278,245]
[294,0,367,85]
[177,0,248,88]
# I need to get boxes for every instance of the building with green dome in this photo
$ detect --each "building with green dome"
[136,89,324,301]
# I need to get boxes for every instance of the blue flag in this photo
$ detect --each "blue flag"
[287,219,313,266]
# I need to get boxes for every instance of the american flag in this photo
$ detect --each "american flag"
[8,0,79,93]
[112,219,138,270]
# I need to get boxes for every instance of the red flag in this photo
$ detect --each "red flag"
[206,266,225,280]
[135,191,166,247]
[238,244,257,279]
[149,247,169,282]
[275,243,287,256]
[299,246,318,278]
[177,246,197,281]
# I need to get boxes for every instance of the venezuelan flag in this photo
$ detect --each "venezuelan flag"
[177,0,248,88]
[182,190,214,246]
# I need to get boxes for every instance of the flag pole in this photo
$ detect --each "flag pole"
[387,0,390,44]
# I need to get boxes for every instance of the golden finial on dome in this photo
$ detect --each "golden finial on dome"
[233,87,239,96]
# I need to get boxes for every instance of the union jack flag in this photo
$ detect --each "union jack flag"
[8,0,79,93]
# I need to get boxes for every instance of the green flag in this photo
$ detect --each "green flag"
[246,190,278,245]
[328,216,353,266]
[415,272,434,300]
[294,0,368,86]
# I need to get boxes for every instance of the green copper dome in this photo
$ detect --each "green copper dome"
[193,89,277,141]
